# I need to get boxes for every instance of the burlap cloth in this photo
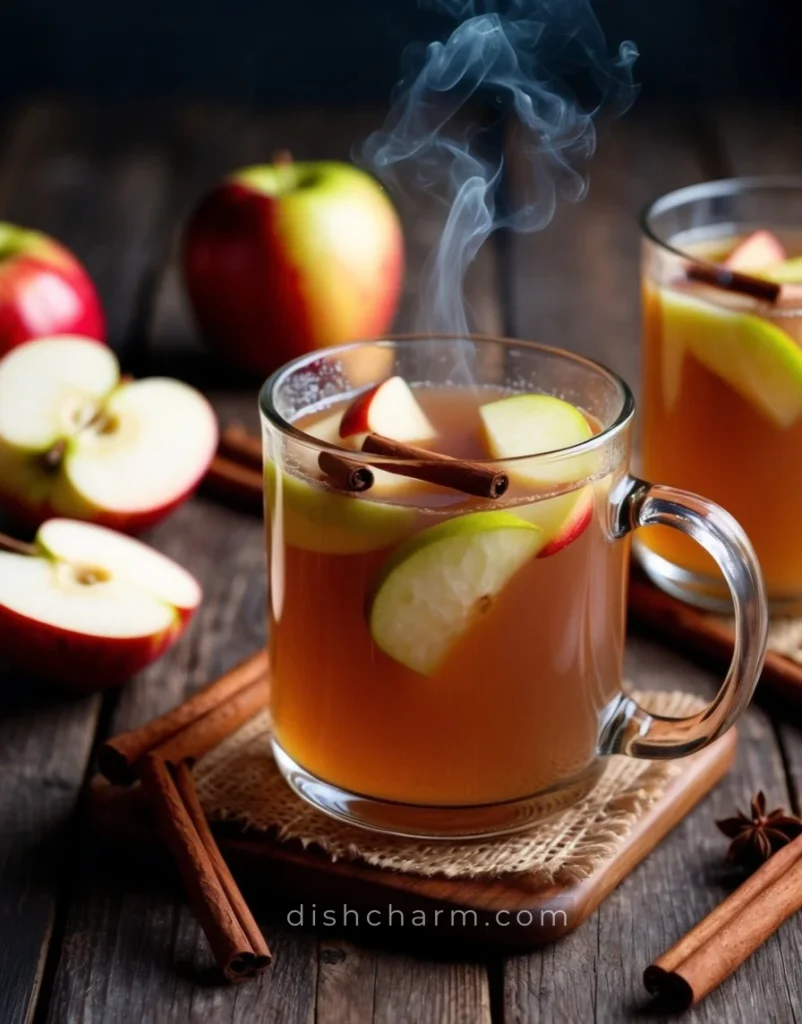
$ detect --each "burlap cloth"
[193,689,711,885]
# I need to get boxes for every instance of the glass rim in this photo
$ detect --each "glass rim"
[259,334,635,466]
[640,174,802,257]
[640,175,802,317]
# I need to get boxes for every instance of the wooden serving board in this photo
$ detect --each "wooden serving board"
[89,729,735,950]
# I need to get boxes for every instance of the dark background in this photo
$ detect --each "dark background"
[2,0,801,105]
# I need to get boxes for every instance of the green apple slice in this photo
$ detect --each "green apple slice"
[368,510,544,675]
[479,393,595,485]
[758,256,802,284]
[265,462,418,555]
[658,286,802,428]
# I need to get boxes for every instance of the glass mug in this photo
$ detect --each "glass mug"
[260,336,767,839]
[640,178,802,612]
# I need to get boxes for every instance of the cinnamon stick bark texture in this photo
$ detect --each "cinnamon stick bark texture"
[140,756,271,982]
[362,433,509,499]
[153,676,270,768]
[98,650,269,785]
[644,832,802,1010]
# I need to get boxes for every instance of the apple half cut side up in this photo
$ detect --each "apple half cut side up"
[0,519,201,690]
[0,335,218,532]
[368,511,545,676]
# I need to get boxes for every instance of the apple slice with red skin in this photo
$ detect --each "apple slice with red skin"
[339,376,435,443]
[0,519,201,690]
[724,230,786,271]
[0,336,218,533]
[480,393,595,555]
[520,486,594,558]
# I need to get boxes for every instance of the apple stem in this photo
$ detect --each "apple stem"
[0,532,38,557]
[273,149,293,166]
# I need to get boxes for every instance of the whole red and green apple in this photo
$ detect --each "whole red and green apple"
[181,158,404,376]
[0,222,105,354]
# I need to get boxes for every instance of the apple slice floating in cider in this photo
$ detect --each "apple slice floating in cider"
[0,336,218,533]
[339,376,435,443]
[724,230,786,271]
[478,393,596,554]
[480,394,594,485]
[656,286,802,428]
[0,518,201,689]
[368,511,544,675]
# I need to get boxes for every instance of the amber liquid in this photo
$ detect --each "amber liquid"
[267,388,628,806]
[641,233,802,600]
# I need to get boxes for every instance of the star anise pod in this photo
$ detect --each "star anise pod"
[716,791,802,867]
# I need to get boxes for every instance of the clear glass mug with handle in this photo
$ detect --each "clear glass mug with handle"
[260,335,768,839]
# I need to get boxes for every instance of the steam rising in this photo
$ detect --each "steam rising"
[361,0,638,336]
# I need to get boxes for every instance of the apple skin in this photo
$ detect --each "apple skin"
[0,484,199,537]
[0,223,105,355]
[538,489,594,558]
[181,161,403,376]
[0,599,191,691]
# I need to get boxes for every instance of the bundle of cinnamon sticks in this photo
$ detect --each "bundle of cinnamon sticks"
[99,650,271,982]
[645,831,802,1009]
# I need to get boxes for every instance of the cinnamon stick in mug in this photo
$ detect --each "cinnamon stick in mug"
[361,433,508,499]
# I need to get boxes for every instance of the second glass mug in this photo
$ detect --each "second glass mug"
[260,336,768,839]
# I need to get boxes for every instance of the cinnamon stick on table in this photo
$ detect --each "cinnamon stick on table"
[628,576,802,710]
[644,832,802,1010]
[99,650,269,785]
[219,423,263,471]
[140,755,271,983]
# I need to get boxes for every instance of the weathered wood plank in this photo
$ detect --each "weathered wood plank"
[44,103,498,1024]
[501,105,795,1022]
[0,100,177,1024]
[315,938,491,1024]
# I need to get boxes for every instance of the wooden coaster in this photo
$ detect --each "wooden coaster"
[629,571,802,712]
[89,730,735,949]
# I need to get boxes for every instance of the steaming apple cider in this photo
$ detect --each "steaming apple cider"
[641,227,802,606]
[265,379,627,809]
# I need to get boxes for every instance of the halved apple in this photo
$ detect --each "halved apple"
[657,286,802,428]
[724,230,786,271]
[0,336,218,533]
[339,376,435,442]
[0,518,201,689]
[368,510,544,675]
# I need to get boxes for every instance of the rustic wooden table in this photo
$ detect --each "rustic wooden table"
[1,99,799,1024]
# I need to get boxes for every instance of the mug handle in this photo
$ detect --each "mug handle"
[601,476,768,759]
